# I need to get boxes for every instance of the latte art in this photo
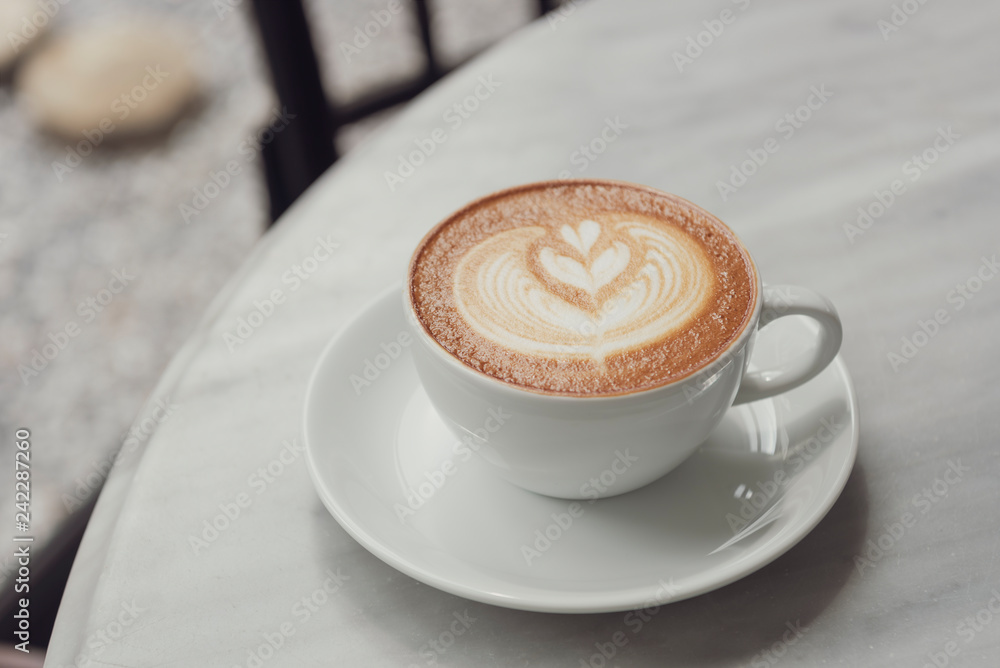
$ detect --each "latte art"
[453,219,714,364]
[408,181,756,395]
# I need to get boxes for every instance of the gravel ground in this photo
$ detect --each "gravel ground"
[0,0,539,588]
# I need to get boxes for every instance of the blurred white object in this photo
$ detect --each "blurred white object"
[16,19,201,139]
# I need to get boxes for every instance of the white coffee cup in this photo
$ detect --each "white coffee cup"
[404,189,842,500]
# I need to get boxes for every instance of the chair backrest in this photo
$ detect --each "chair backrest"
[248,0,556,223]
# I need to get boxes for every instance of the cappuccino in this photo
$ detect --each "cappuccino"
[408,180,756,395]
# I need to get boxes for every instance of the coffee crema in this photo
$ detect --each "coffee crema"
[408,181,757,396]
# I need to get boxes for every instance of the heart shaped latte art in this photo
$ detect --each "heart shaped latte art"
[452,218,715,363]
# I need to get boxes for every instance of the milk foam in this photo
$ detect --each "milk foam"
[409,181,755,395]
[453,218,713,363]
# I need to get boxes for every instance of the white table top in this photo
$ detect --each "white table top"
[49,0,1000,665]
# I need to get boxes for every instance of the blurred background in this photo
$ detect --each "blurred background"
[0,0,559,657]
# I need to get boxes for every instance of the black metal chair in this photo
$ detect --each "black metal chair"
[248,0,558,223]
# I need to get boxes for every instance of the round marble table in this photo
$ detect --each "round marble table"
[49,0,1000,665]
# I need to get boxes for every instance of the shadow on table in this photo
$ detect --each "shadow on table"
[326,456,869,666]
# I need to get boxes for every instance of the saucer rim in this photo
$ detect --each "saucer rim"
[303,285,860,614]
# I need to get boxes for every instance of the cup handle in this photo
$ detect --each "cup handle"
[732,285,843,405]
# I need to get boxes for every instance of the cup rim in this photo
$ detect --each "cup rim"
[405,178,762,401]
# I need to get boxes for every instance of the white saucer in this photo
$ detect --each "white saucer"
[303,286,859,613]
